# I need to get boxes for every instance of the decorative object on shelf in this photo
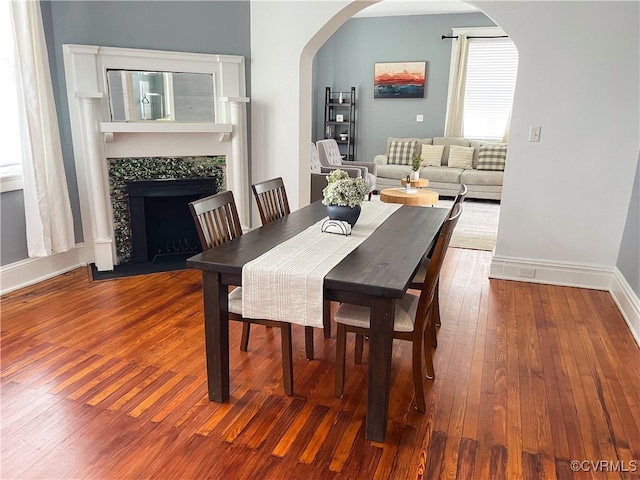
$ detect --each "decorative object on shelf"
[336,114,344,123]
[339,130,348,141]
[374,61,427,98]
[338,91,343,103]
[322,169,368,227]
[325,125,333,139]
[411,154,421,180]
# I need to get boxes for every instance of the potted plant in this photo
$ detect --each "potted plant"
[339,130,349,141]
[411,154,421,180]
[322,169,368,227]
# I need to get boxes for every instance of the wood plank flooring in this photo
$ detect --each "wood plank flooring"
[1,248,639,479]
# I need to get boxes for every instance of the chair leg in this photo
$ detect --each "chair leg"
[240,323,250,351]
[335,323,347,397]
[323,300,331,338]
[424,312,435,380]
[281,324,294,396]
[430,304,438,348]
[434,278,441,328]
[412,328,426,412]
[368,192,373,201]
[354,334,364,364]
[304,326,315,360]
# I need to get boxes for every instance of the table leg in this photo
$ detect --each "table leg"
[366,296,395,442]
[202,271,229,402]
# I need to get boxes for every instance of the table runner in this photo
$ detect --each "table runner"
[241,202,401,328]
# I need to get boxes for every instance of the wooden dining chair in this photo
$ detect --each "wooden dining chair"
[251,177,290,225]
[335,203,462,412]
[251,177,330,357]
[189,190,295,395]
[409,183,467,325]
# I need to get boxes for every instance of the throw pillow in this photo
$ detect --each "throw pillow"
[447,145,474,169]
[420,144,445,167]
[387,140,417,165]
[477,144,508,171]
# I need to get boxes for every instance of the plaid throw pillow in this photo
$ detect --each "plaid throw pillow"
[477,144,507,171]
[387,140,417,165]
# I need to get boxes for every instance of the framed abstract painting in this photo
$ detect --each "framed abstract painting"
[374,61,426,98]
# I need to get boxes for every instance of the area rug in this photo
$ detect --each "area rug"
[435,199,500,251]
[371,194,500,251]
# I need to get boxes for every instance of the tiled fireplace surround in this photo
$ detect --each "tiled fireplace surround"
[108,156,225,264]
[63,45,249,272]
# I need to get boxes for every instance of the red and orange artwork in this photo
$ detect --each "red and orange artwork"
[374,62,426,98]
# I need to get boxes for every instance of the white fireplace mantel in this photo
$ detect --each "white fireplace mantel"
[63,45,250,271]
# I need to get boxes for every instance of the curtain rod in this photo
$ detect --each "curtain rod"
[441,35,508,39]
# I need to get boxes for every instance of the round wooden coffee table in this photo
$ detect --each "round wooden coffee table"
[400,178,429,188]
[380,188,439,206]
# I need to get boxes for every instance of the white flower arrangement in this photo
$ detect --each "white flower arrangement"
[322,169,368,208]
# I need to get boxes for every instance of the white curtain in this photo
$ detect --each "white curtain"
[443,34,470,138]
[11,0,76,257]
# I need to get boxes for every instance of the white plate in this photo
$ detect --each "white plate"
[397,187,418,194]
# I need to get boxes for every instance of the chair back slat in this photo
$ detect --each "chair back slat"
[413,203,462,331]
[189,190,242,251]
[252,177,290,226]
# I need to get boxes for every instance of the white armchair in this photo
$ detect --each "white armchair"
[310,142,361,203]
[316,139,377,197]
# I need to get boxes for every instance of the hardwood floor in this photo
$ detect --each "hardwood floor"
[1,248,639,479]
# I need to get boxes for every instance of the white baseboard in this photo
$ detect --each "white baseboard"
[490,255,614,290]
[0,245,86,295]
[610,268,640,347]
[490,255,640,347]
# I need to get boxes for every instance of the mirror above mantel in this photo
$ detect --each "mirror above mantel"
[106,70,215,122]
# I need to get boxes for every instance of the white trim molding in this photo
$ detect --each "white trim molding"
[610,268,640,347]
[0,165,24,193]
[491,255,640,347]
[0,245,85,295]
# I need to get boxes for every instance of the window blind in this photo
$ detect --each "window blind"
[462,38,519,141]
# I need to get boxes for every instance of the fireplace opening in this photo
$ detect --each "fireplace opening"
[139,194,202,264]
[92,177,218,280]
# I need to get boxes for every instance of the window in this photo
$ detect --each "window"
[462,38,518,141]
[0,2,23,192]
[444,27,519,142]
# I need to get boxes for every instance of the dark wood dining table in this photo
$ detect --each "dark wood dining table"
[186,200,449,442]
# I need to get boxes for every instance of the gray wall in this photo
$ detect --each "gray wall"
[0,190,28,265]
[312,12,495,163]
[0,0,250,266]
[617,155,640,296]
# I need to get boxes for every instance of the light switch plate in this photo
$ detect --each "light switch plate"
[416,114,424,122]
[529,126,541,142]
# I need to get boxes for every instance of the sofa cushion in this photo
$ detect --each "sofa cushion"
[448,145,474,169]
[433,137,471,166]
[420,166,463,183]
[476,144,508,171]
[460,169,504,186]
[387,140,417,165]
[420,144,445,167]
[377,164,413,180]
[386,137,432,159]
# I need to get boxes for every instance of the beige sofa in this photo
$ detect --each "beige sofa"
[373,136,504,200]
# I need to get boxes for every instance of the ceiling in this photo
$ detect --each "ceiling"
[353,0,478,18]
